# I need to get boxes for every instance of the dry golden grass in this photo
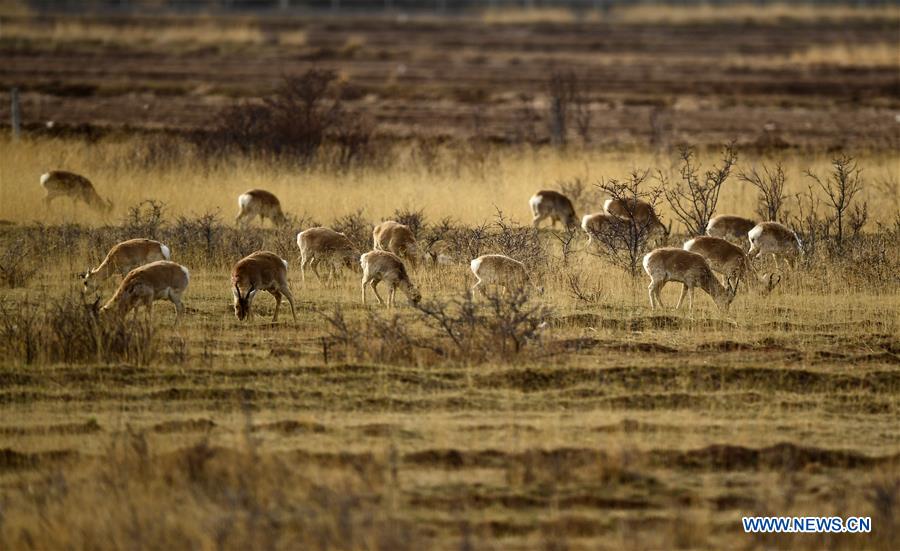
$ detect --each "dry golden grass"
[614,2,900,25]
[2,136,898,228]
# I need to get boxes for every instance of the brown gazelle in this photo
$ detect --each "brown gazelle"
[373,220,419,268]
[231,251,296,322]
[297,227,358,284]
[529,190,578,229]
[83,238,171,292]
[748,221,802,269]
[360,250,421,307]
[603,198,668,242]
[470,254,542,296]
[643,248,737,312]
[684,236,780,293]
[235,189,287,226]
[706,215,757,247]
[40,170,113,213]
[581,212,629,248]
[100,260,189,324]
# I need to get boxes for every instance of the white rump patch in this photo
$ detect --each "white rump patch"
[282,258,289,270]
[180,265,190,284]
[470,257,483,274]
[160,244,171,260]
[40,173,51,187]
[602,198,614,213]
[238,193,252,209]
[683,238,696,250]
[747,225,763,243]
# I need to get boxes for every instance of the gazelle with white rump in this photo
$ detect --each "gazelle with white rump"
[643,248,737,312]
[581,213,630,248]
[373,220,420,268]
[684,236,780,294]
[100,260,189,324]
[747,222,803,269]
[470,254,543,296]
[529,190,578,230]
[235,189,287,226]
[82,238,171,292]
[706,215,757,248]
[603,198,668,243]
[232,251,297,322]
[40,170,113,213]
[297,227,358,284]
[360,250,421,307]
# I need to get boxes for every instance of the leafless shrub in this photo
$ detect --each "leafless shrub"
[558,177,601,215]
[392,207,426,237]
[171,212,226,268]
[806,155,866,248]
[0,294,157,366]
[566,272,607,307]
[122,200,166,240]
[331,209,373,254]
[0,240,38,288]
[661,143,737,236]
[739,162,789,221]
[196,70,378,168]
[589,170,663,276]
[421,217,455,263]
[121,134,189,172]
[546,71,591,147]
[492,208,546,269]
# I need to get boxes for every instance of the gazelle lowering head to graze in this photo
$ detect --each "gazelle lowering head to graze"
[373,220,420,268]
[360,250,421,307]
[581,212,633,248]
[235,189,287,226]
[529,190,578,230]
[297,227,358,284]
[40,170,113,213]
[747,222,802,269]
[83,238,171,292]
[706,215,757,248]
[470,254,543,296]
[684,236,780,294]
[603,198,669,242]
[100,260,189,324]
[643,248,737,312]
[232,251,296,322]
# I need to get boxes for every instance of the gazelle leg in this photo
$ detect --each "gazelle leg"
[531,214,547,228]
[282,286,297,322]
[472,279,486,297]
[271,290,282,321]
[688,288,694,312]
[675,284,688,310]
[389,284,396,308]
[300,254,308,283]
[361,276,369,304]
[371,280,385,305]
[172,295,184,325]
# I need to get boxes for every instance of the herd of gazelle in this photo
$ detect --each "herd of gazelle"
[44,172,802,323]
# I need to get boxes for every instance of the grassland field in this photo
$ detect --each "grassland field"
[0,5,899,550]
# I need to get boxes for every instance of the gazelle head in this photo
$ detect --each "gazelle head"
[715,272,741,312]
[81,268,99,292]
[233,284,258,321]
[760,272,781,294]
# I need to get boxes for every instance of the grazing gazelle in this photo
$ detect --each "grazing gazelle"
[232,251,296,322]
[529,190,578,230]
[235,189,287,226]
[373,220,419,268]
[82,238,171,292]
[603,198,668,242]
[643,248,737,312]
[100,260,189,324]
[706,215,757,247]
[581,212,631,248]
[360,250,421,307]
[470,254,542,296]
[683,236,780,293]
[296,227,358,284]
[40,170,113,213]
[748,221,802,269]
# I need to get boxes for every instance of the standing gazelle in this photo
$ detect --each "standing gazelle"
[100,260,189,324]
[297,227,358,284]
[470,254,542,296]
[747,222,802,269]
[643,248,737,312]
[603,198,668,242]
[706,215,757,248]
[231,251,297,322]
[83,238,171,292]
[373,221,420,268]
[684,236,780,294]
[40,170,113,213]
[235,189,287,226]
[529,190,578,230]
[360,250,421,307]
